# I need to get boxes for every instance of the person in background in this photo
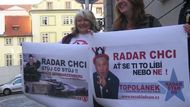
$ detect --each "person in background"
[178,0,190,74]
[61,9,100,44]
[112,0,190,33]
[178,0,190,25]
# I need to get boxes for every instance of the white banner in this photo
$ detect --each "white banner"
[90,25,190,107]
[22,25,190,107]
[22,43,93,107]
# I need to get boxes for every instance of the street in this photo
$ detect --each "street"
[0,93,46,107]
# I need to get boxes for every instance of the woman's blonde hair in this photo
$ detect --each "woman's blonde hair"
[73,9,100,33]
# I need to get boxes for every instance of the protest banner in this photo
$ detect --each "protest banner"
[22,25,190,107]
[22,43,92,107]
[90,25,190,107]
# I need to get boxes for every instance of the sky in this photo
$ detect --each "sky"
[0,0,42,4]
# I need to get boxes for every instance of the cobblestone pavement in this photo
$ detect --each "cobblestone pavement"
[0,93,46,107]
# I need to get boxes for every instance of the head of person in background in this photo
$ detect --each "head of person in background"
[62,9,100,44]
[112,0,161,30]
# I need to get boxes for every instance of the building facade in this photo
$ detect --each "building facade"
[30,0,104,43]
[0,5,32,83]
[0,5,32,67]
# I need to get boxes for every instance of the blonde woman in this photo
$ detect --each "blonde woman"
[61,9,103,107]
[61,9,100,44]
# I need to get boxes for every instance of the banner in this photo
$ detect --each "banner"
[22,25,190,107]
[22,43,93,107]
[89,25,190,107]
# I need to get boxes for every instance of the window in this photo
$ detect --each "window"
[12,25,19,31]
[96,7,102,15]
[65,1,71,9]
[41,33,49,43]
[18,37,25,46]
[62,16,74,25]
[14,78,22,84]
[41,16,56,26]
[4,38,13,45]
[47,2,53,9]
[41,16,48,26]
[5,54,13,66]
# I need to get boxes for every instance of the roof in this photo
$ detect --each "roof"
[4,16,32,37]
[0,5,32,11]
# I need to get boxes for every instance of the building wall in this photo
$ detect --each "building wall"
[32,0,82,10]
[145,0,184,26]
[91,2,104,18]
[0,37,32,67]
[0,6,32,67]
[30,10,78,43]
[30,0,104,43]
[0,66,20,84]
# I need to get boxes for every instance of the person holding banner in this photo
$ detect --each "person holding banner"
[112,0,190,34]
[93,47,120,99]
[61,9,103,107]
[61,9,100,44]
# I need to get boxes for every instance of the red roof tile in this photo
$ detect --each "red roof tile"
[5,16,32,37]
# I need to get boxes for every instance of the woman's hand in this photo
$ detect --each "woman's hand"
[183,24,190,36]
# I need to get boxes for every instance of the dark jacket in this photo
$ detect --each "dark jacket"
[93,71,119,99]
[112,15,162,31]
[24,61,41,82]
[62,33,76,44]
[178,1,190,24]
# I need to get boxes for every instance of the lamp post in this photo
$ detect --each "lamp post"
[75,0,97,10]
[85,0,89,10]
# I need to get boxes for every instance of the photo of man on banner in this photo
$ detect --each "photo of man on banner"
[24,54,41,93]
[92,47,120,99]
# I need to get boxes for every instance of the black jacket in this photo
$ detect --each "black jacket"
[93,71,119,99]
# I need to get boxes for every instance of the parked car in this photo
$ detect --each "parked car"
[0,74,23,95]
